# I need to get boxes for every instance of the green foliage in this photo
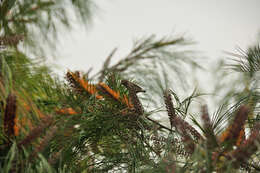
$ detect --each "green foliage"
[0,0,95,55]
[1,1,260,173]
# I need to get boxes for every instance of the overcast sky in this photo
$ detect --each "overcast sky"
[52,0,260,76]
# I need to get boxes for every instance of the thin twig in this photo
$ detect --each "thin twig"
[146,117,175,133]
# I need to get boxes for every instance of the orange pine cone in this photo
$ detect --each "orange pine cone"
[98,82,120,100]
[14,116,19,136]
[55,107,78,115]
[218,106,248,146]
[236,127,245,146]
[67,71,103,99]
[122,94,133,108]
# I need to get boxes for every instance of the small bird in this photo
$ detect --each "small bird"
[121,80,145,115]
[121,80,145,93]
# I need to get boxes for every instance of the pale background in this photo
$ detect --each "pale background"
[51,0,260,76]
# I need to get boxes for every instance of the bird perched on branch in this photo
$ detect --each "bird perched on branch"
[121,80,145,115]
[121,80,145,93]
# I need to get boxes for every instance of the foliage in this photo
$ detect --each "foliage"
[1,1,260,173]
[0,0,95,55]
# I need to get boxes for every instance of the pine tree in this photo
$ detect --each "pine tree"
[1,1,260,172]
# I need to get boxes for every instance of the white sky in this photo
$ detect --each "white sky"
[53,0,260,76]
